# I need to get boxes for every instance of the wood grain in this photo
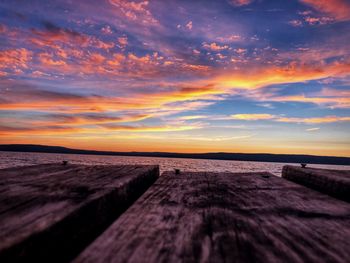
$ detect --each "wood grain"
[0,163,159,263]
[75,171,350,263]
[282,165,350,202]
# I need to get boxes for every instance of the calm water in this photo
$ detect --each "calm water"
[0,151,349,176]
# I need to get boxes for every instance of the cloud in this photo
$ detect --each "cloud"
[0,48,32,73]
[186,21,193,30]
[101,25,113,35]
[0,24,6,33]
[299,0,350,21]
[265,93,350,109]
[0,80,217,114]
[39,53,66,66]
[178,115,209,120]
[234,48,247,54]
[31,21,89,46]
[216,60,350,90]
[29,21,114,51]
[180,135,254,141]
[30,113,151,126]
[229,0,253,7]
[102,123,203,132]
[118,36,128,48]
[230,114,275,120]
[108,0,159,26]
[0,125,82,136]
[288,20,303,27]
[306,127,320,131]
[202,42,229,51]
[277,116,350,124]
[304,16,334,25]
[228,113,350,123]
[216,35,242,43]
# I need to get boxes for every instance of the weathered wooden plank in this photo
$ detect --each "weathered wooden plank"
[75,171,350,263]
[282,165,350,202]
[0,163,159,263]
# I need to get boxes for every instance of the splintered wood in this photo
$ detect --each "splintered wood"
[283,165,350,202]
[0,164,159,262]
[75,171,350,263]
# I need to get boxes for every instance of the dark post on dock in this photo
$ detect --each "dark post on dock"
[0,163,159,263]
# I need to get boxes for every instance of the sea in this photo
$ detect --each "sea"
[0,151,349,176]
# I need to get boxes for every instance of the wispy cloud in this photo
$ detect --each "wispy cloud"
[306,127,320,132]
[108,0,159,26]
[277,116,350,124]
[228,0,253,7]
[228,114,350,124]
[230,114,275,120]
[299,0,350,21]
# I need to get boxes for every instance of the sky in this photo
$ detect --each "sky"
[0,0,349,156]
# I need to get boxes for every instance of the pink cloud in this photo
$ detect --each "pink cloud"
[186,21,193,30]
[304,16,334,25]
[288,20,303,27]
[229,0,253,7]
[299,0,350,21]
[101,25,113,35]
[118,36,128,48]
[202,42,229,51]
[108,0,159,26]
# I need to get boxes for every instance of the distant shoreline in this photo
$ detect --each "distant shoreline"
[1,144,349,166]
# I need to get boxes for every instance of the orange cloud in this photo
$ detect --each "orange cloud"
[2,58,349,116]
[39,53,66,66]
[118,36,128,48]
[108,0,159,26]
[0,122,202,136]
[0,80,218,115]
[31,22,89,47]
[102,123,203,132]
[0,125,82,136]
[29,113,151,126]
[93,39,115,50]
[30,22,115,52]
[217,60,350,90]
[88,53,106,64]
[299,0,350,21]
[202,42,229,51]
[229,0,253,6]
[0,48,32,73]
[277,116,350,123]
[224,113,350,124]
[230,114,275,120]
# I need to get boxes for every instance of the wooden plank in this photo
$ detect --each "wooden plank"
[282,165,350,202]
[0,163,159,263]
[75,171,350,263]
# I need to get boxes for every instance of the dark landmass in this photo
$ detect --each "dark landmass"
[0,144,349,165]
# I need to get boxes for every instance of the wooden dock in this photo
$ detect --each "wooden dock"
[75,170,350,263]
[283,165,350,202]
[1,164,350,262]
[0,164,159,263]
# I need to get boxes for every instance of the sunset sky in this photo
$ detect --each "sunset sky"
[0,0,349,156]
